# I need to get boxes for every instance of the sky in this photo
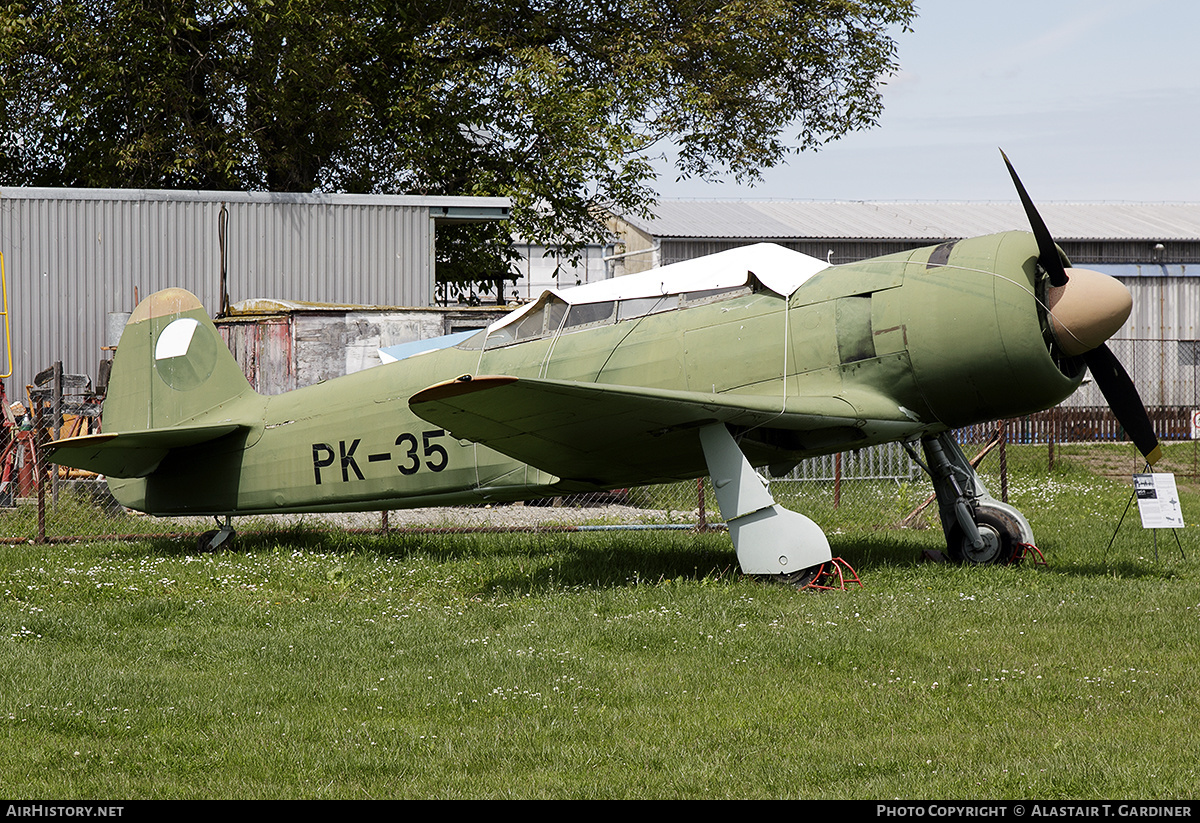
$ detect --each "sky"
[653,0,1200,203]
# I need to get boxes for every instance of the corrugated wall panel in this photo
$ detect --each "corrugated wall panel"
[1117,277,1200,342]
[219,200,431,307]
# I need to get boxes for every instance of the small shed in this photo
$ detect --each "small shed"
[217,300,508,395]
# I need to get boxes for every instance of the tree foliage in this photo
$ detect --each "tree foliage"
[0,0,915,290]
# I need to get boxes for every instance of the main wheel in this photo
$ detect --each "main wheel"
[776,564,824,589]
[948,507,1021,565]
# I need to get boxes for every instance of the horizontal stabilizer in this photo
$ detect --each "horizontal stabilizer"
[44,423,246,478]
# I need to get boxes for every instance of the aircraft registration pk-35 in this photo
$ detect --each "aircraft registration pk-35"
[47,157,1160,583]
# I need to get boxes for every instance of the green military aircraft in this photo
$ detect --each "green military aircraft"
[47,158,1159,581]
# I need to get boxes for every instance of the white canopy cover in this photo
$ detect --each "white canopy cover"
[489,243,829,332]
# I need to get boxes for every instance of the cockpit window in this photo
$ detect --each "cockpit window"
[682,285,751,305]
[453,329,487,351]
[484,294,568,349]
[563,301,615,330]
[482,282,752,349]
[616,295,677,322]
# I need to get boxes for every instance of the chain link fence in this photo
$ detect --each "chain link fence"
[5,338,1197,545]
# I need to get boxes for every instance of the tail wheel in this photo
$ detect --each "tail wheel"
[197,526,236,553]
[949,506,1022,566]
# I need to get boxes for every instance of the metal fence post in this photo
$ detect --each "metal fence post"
[1048,406,1056,472]
[35,445,46,544]
[834,452,842,508]
[999,420,1008,503]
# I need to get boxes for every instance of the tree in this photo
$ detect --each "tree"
[0,0,916,295]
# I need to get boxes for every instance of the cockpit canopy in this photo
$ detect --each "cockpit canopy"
[464,243,829,352]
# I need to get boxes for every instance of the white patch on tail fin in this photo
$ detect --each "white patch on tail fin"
[155,318,200,360]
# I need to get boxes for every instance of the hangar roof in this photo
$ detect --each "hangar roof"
[623,201,1200,242]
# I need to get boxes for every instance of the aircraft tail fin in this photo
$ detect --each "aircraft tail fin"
[46,289,260,477]
[102,288,258,432]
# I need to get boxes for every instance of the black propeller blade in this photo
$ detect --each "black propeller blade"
[1082,344,1162,465]
[1002,150,1161,465]
[1001,150,1069,287]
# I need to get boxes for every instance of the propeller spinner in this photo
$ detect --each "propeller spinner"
[1002,151,1162,465]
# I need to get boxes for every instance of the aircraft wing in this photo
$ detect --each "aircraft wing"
[409,375,916,487]
[43,423,246,478]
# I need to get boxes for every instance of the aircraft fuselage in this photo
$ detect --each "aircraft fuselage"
[107,231,1082,516]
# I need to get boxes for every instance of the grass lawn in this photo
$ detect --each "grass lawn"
[1,444,1198,799]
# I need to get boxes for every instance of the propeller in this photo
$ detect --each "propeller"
[1002,150,1069,287]
[1083,345,1162,465]
[1001,150,1162,465]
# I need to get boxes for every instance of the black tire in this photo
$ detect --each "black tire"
[947,508,1020,565]
[197,528,236,553]
[777,564,824,589]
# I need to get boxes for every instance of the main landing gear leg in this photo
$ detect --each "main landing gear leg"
[913,432,1034,565]
[699,424,832,581]
[197,516,237,553]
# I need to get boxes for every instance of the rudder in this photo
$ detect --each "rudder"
[103,288,258,432]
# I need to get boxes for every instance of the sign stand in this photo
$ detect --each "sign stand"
[1105,470,1186,561]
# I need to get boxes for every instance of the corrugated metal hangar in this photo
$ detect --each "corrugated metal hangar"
[605,198,1200,335]
[608,200,1200,268]
[0,187,510,400]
